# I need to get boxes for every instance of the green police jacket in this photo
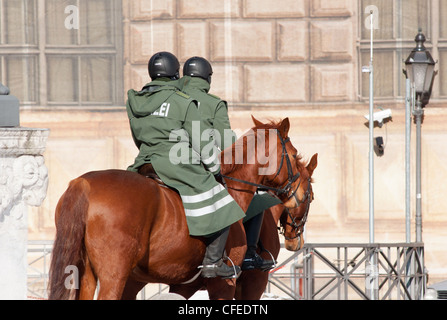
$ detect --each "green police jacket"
[181,76,236,151]
[126,79,214,172]
[181,76,281,221]
[126,79,245,236]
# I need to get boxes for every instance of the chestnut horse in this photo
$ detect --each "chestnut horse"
[48,117,306,300]
[170,153,318,300]
[234,153,318,300]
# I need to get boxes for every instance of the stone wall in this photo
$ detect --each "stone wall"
[123,0,357,106]
[19,0,447,284]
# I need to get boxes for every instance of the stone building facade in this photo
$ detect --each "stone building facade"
[2,0,446,283]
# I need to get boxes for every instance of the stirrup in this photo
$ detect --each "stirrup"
[262,248,277,271]
[242,252,276,272]
[199,257,241,279]
[223,255,241,279]
[258,242,277,271]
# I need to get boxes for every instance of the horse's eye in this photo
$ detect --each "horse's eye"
[293,154,297,159]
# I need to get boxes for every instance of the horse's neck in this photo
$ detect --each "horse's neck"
[225,181,255,213]
[220,138,274,213]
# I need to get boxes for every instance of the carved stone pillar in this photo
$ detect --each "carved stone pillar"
[0,128,49,299]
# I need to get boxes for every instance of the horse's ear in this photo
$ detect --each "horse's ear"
[278,117,290,138]
[306,153,318,177]
[251,115,264,127]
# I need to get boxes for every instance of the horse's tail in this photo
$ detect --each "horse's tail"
[48,177,90,300]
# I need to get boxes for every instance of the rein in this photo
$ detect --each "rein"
[221,129,301,201]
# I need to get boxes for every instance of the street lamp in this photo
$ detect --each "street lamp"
[405,30,436,107]
[404,30,437,243]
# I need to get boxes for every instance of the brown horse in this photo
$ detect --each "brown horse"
[170,153,318,300]
[234,153,318,300]
[48,117,305,300]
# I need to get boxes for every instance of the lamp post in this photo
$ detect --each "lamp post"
[404,30,437,243]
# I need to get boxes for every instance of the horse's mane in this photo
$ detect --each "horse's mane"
[296,154,316,183]
[220,119,312,181]
[249,119,282,131]
[221,120,283,175]
[295,154,305,171]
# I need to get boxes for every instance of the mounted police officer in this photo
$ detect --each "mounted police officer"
[126,52,245,279]
[181,56,277,272]
[181,56,236,151]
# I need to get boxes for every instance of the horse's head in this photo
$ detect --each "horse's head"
[250,116,306,209]
[221,116,312,215]
[280,153,318,251]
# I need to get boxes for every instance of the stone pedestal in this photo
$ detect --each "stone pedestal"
[0,128,49,300]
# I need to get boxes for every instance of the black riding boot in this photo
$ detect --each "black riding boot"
[242,212,276,271]
[201,227,241,279]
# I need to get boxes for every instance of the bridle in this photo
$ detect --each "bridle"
[279,177,313,241]
[221,129,301,202]
[221,128,313,242]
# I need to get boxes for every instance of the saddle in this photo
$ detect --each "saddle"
[138,164,167,186]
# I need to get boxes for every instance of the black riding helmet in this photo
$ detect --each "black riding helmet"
[148,51,180,80]
[183,56,213,84]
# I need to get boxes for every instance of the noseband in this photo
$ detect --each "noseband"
[279,177,312,241]
[221,129,301,201]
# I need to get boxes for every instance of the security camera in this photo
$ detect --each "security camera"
[374,136,384,157]
[364,109,392,127]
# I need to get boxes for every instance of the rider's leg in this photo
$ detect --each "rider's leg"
[201,226,241,279]
[242,211,275,271]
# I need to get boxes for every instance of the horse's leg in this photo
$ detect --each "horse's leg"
[170,278,204,300]
[207,278,237,300]
[95,269,130,300]
[96,282,126,300]
[86,235,137,300]
[235,271,269,300]
[79,257,97,300]
[121,277,147,300]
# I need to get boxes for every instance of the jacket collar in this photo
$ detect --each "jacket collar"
[182,76,210,93]
[141,78,182,92]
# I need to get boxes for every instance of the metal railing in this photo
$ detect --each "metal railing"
[28,241,426,300]
[266,243,426,300]
[26,240,166,300]
[27,241,53,300]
